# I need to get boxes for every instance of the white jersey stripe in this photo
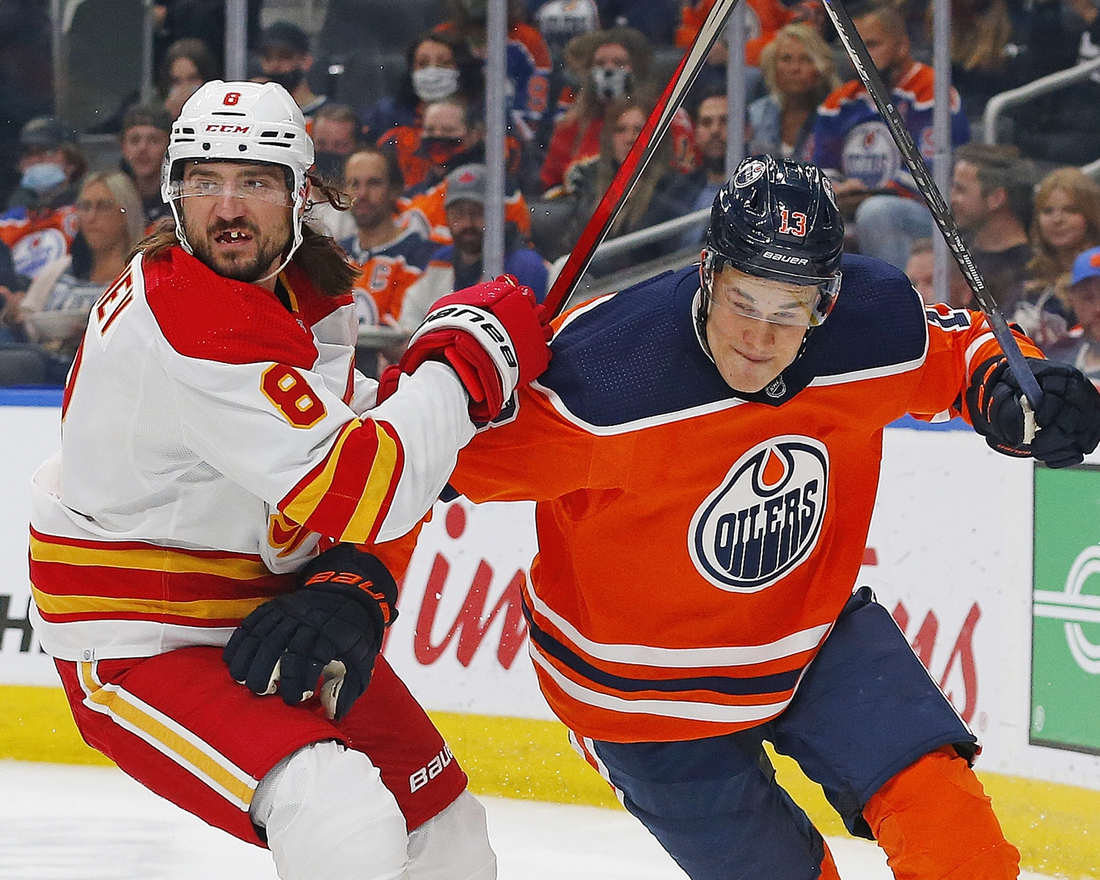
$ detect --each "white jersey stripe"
[78,661,257,810]
[530,648,790,725]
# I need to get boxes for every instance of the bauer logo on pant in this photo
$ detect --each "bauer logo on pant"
[689,436,828,592]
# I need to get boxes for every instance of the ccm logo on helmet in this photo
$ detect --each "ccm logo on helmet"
[205,123,252,133]
[689,437,827,592]
[762,251,810,265]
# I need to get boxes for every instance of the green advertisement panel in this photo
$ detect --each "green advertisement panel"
[1032,466,1100,753]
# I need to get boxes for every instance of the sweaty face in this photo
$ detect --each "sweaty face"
[178,161,295,284]
[704,266,818,393]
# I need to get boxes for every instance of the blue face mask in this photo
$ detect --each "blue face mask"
[21,162,67,194]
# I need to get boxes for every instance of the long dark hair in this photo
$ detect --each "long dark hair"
[132,172,358,298]
[395,30,484,112]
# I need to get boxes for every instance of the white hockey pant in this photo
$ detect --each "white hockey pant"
[251,740,496,880]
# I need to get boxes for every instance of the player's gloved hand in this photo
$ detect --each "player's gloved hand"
[966,355,1100,468]
[223,544,398,721]
[378,275,552,421]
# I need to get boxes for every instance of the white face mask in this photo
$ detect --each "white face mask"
[590,66,632,101]
[412,66,460,103]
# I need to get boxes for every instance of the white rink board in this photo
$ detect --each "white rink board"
[3,403,1100,792]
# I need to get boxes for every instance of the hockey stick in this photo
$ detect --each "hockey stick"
[819,0,1043,411]
[542,0,745,318]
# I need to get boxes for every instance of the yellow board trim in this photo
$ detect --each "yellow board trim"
[2,687,1097,879]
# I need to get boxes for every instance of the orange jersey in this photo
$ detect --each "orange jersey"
[449,256,1041,744]
[399,179,532,245]
[341,225,439,322]
[676,0,795,66]
[0,204,78,279]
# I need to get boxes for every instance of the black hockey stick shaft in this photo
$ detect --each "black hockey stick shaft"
[543,0,744,318]
[820,0,1043,410]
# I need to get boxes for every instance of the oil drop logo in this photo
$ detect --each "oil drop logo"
[689,436,828,592]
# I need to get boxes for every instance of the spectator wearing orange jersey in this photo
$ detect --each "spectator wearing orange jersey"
[365,31,485,192]
[339,147,438,328]
[399,163,548,332]
[0,117,86,285]
[676,0,796,67]
[398,100,531,245]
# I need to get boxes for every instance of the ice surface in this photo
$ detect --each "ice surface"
[0,761,1057,879]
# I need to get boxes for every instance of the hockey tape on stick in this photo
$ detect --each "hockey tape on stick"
[542,0,745,318]
[819,0,1043,412]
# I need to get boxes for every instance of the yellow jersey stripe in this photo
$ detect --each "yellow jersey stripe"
[30,535,272,580]
[80,663,256,809]
[343,423,400,542]
[33,584,265,620]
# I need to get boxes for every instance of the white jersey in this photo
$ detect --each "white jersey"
[29,246,473,662]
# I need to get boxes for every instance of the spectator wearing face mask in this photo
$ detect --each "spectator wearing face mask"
[307,104,366,243]
[398,99,532,245]
[538,26,696,194]
[0,116,86,285]
[363,31,485,191]
[258,21,329,122]
[434,0,553,143]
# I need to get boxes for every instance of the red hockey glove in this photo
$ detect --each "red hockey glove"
[966,355,1100,468]
[386,275,552,422]
[223,544,398,721]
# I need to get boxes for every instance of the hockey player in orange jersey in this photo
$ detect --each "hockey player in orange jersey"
[445,156,1100,879]
[28,80,553,880]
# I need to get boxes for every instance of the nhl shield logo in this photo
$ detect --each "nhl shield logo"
[689,436,828,592]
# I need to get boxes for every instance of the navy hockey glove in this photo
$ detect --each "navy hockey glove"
[223,544,398,721]
[966,356,1100,468]
[379,275,552,421]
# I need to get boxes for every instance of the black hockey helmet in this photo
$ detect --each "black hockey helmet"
[703,155,844,326]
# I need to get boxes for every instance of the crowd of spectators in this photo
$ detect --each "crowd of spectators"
[5,0,1100,387]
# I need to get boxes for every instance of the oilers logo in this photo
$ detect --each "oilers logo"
[841,120,900,189]
[689,437,828,592]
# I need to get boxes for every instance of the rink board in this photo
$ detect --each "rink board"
[2,396,1099,878]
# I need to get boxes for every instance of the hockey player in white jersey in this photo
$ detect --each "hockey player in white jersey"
[27,80,551,880]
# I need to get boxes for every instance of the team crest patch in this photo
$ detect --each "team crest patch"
[734,158,767,188]
[688,436,828,592]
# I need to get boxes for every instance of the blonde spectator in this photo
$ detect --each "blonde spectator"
[1016,167,1100,349]
[748,23,839,162]
[15,172,144,365]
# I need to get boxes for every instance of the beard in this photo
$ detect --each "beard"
[185,215,290,283]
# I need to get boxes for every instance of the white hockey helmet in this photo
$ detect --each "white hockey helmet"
[162,80,314,266]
